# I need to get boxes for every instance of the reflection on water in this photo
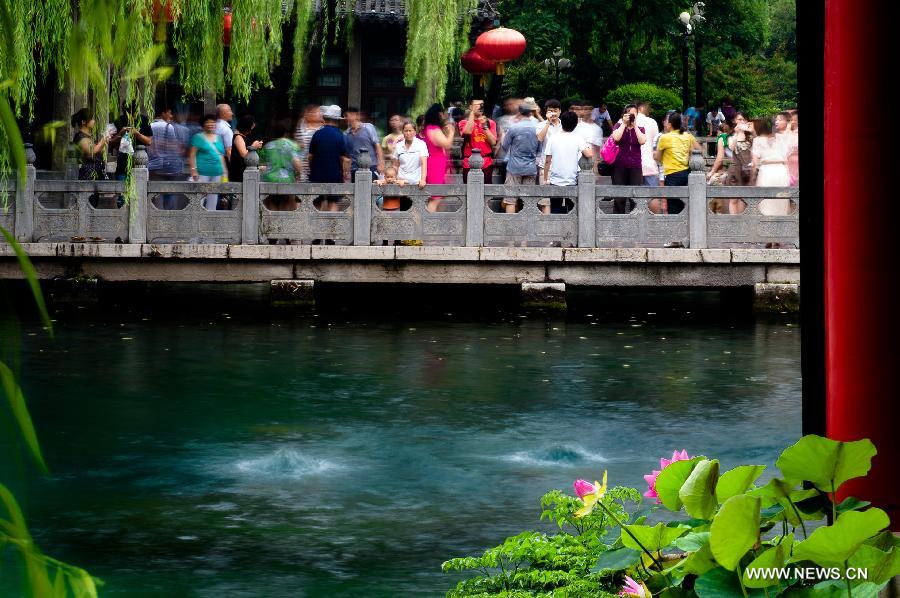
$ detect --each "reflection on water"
[2,288,801,596]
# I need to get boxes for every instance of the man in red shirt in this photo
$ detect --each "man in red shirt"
[459,99,498,182]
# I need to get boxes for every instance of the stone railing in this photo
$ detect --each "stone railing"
[4,144,799,249]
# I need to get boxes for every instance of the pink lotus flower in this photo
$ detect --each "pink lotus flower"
[573,479,596,499]
[620,575,648,598]
[643,449,691,503]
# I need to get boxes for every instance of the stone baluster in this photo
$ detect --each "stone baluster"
[14,143,37,242]
[688,147,707,249]
[65,146,79,180]
[242,148,260,244]
[353,148,372,246]
[577,155,596,248]
[465,148,485,247]
[129,145,149,244]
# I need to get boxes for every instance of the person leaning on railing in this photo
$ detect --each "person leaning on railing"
[653,112,701,215]
[706,122,732,186]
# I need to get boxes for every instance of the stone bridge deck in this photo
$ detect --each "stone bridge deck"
[1,242,799,287]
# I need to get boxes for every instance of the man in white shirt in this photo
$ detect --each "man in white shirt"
[542,110,593,214]
[215,103,234,160]
[536,99,563,183]
[591,102,613,134]
[636,101,660,186]
[574,101,603,170]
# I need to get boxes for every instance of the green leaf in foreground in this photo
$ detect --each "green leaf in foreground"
[710,494,761,571]
[791,508,890,566]
[591,547,641,573]
[674,531,710,552]
[654,457,703,511]
[0,361,48,473]
[680,459,720,520]
[621,522,688,554]
[849,544,900,585]
[695,566,766,598]
[776,435,877,493]
[716,465,766,502]
[743,534,794,588]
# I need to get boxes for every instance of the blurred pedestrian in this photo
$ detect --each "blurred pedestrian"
[229,115,263,182]
[215,103,234,160]
[345,106,384,178]
[294,104,323,182]
[188,114,228,210]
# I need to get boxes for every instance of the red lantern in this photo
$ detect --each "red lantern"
[151,0,174,23]
[460,48,497,74]
[474,27,526,75]
[223,11,232,46]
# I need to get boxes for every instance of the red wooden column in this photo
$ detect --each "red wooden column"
[824,0,898,527]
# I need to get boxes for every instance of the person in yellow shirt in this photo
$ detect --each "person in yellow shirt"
[653,112,702,214]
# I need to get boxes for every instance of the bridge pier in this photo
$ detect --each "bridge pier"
[753,283,800,313]
[270,279,315,308]
[520,282,567,311]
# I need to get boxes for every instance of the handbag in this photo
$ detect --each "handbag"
[600,135,620,165]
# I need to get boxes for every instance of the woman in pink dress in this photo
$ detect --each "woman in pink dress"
[422,103,455,212]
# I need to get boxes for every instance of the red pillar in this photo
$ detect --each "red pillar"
[824,0,899,527]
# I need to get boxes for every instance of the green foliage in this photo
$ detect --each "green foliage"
[445,435,894,598]
[1,485,102,596]
[680,459,720,520]
[404,0,477,115]
[443,486,641,596]
[605,83,682,120]
[767,0,796,61]
[716,465,766,503]
[1,228,98,595]
[620,522,687,554]
[776,436,877,494]
[709,494,760,571]
[705,54,797,117]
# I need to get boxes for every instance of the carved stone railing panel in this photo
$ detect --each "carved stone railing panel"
[370,184,466,246]
[1,182,15,232]
[147,181,242,244]
[595,186,690,247]
[706,187,799,248]
[482,184,578,247]
[259,182,354,244]
[32,180,128,242]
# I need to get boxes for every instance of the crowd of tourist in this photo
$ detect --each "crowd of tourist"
[69,94,798,219]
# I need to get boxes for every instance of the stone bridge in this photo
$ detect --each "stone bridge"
[0,144,799,310]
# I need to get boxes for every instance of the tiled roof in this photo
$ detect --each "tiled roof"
[316,0,499,23]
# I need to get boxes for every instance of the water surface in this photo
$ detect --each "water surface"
[3,288,801,596]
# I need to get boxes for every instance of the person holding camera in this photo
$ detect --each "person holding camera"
[610,104,647,211]
[459,99,497,182]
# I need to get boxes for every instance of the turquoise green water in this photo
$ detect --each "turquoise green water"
[3,288,801,596]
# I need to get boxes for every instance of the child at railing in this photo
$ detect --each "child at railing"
[374,164,404,212]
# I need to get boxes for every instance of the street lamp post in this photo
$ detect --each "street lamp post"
[677,3,706,111]
[544,48,571,99]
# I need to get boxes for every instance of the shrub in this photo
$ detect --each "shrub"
[605,83,682,122]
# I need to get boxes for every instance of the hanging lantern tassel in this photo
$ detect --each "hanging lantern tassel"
[223,10,232,47]
[495,63,505,76]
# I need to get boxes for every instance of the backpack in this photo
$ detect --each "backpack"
[600,135,619,165]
